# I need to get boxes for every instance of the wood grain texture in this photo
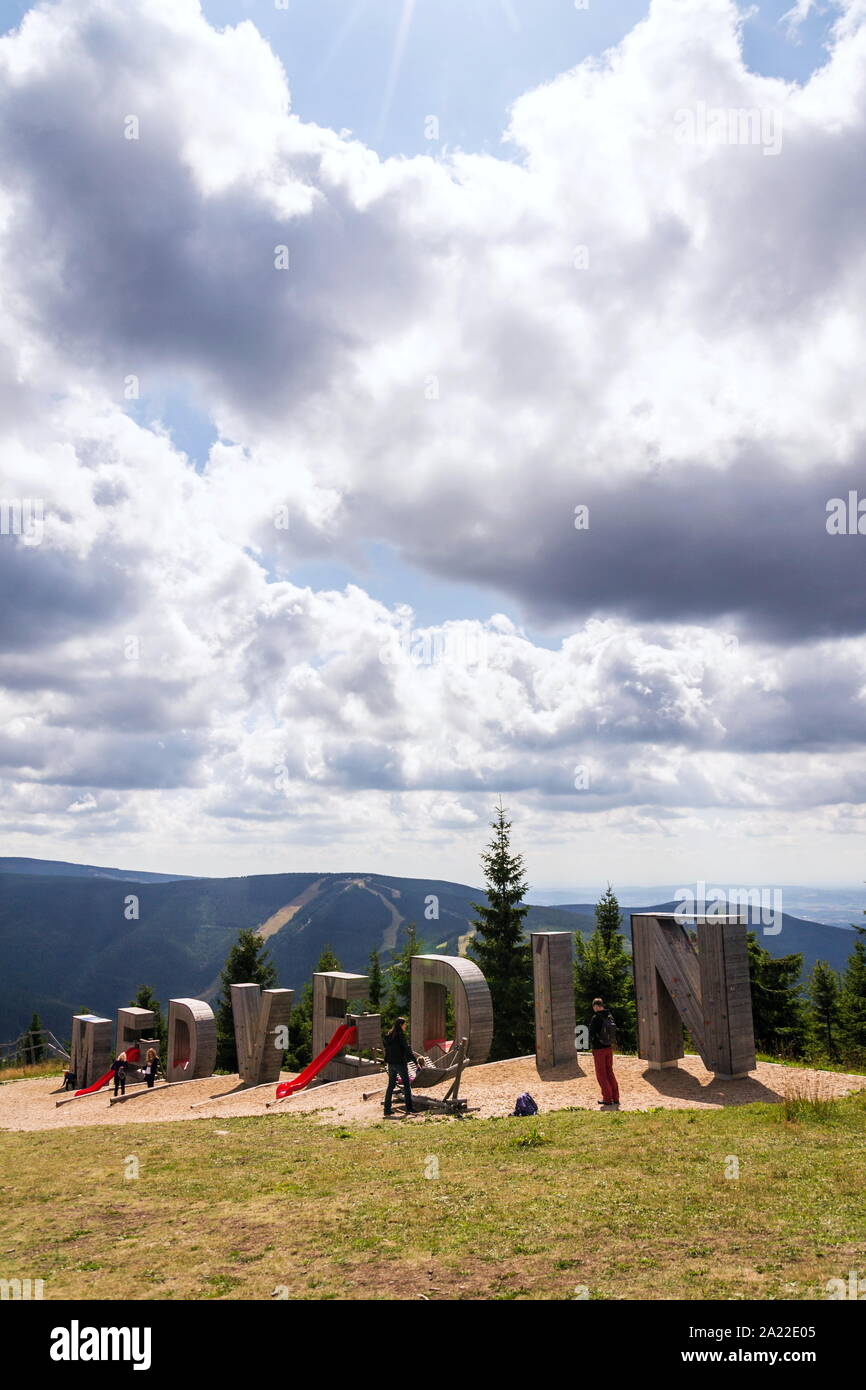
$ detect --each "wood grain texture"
[348,1013,383,1052]
[531,932,575,1071]
[70,1014,112,1089]
[115,1007,156,1060]
[230,983,294,1084]
[312,971,370,1081]
[166,998,217,1082]
[631,914,756,1075]
[409,955,493,1066]
[632,918,685,1066]
[719,922,756,1076]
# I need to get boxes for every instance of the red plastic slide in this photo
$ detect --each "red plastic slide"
[274,1024,358,1100]
[74,1046,140,1097]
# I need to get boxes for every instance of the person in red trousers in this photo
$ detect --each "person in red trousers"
[588,997,620,1108]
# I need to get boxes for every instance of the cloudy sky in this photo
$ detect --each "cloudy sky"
[1,0,865,889]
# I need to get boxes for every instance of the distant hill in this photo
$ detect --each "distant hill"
[0,868,583,1040]
[1,862,859,1043]
[531,885,866,932]
[0,857,193,883]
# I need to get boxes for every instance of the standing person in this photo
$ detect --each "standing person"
[111,1051,128,1097]
[589,997,620,1108]
[382,1017,417,1117]
[143,1048,159,1088]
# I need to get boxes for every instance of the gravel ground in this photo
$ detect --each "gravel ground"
[1,1053,863,1131]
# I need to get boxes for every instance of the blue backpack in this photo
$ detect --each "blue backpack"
[513,1092,538,1117]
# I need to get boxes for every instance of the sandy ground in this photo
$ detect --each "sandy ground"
[0,1054,863,1132]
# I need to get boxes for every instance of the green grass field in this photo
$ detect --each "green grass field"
[2,1089,865,1301]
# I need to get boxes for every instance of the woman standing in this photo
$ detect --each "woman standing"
[143,1048,160,1088]
[382,1017,417,1117]
[111,1051,129,1097]
[588,997,620,1108]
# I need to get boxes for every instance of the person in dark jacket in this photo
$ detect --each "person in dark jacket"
[588,997,619,1107]
[111,1051,128,1097]
[143,1048,160,1089]
[382,1017,417,1116]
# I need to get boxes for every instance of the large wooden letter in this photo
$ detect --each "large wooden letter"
[230,983,293,1084]
[312,972,379,1082]
[409,955,493,1066]
[531,932,576,1071]
[69,1013,112,1089]
[631,914,755,1078]
[166,998,217,1082]
[115,1007,158,1075]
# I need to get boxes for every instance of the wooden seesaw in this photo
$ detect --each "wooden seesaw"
[362,1037,476,1116]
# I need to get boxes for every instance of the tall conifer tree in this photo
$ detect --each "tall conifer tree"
[747,932,808,1057]
[808,959,841,1058]
[24,1011,45,1065]
[840,928,866,1057]
[469,799,534,1060]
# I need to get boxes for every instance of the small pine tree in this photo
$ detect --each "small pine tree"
[468,800,534,1061]
[214,930,278,1070]
[24,1012,45,1065]
[747,932,809,1058]
[840,928,866,1058]
[594,884,623,951]
[129,985,165,1050]
[808,959,841,1059]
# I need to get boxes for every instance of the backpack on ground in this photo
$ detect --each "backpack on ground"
[513,1092,538,1117]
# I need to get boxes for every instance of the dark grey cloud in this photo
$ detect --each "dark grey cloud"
[362,455,866,642]
[0,542,134,652]
[0,62,429,423]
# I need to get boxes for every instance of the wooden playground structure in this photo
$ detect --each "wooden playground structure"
[32,917,760,1120]
[362,1037,474,1115]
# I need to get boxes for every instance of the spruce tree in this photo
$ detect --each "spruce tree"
[25,1012,45,1065]
[595,884,623,951]
[468,800,534,1061]
[840,928,866,1058]
[747,932,808,1058]
[808,959,841,1059]
[214,929,278,1070]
